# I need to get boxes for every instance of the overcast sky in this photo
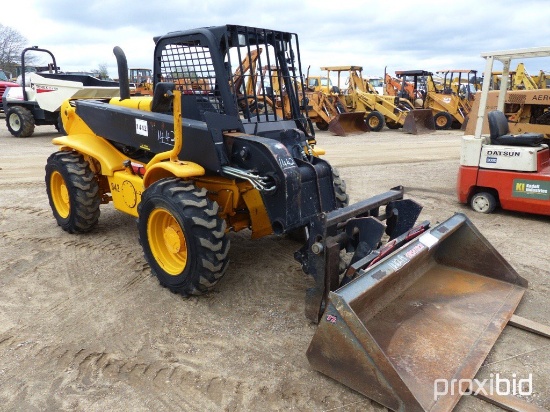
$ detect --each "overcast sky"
[4,0,550,80]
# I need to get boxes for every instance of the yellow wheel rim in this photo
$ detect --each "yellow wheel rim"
[368,117,380,128]
[147,208,188,275]
[436,116,447,127]
[50,171,70,218]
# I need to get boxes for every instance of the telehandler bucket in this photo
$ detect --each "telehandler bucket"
[328,112,369,136]
[402,109,436,134]
[307,213,527,412]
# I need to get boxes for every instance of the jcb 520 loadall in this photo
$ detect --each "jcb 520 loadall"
[45,25,528,412]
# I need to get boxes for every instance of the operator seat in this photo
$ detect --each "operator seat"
[487,110,544,146]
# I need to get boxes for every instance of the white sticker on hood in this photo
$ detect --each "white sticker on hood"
[136,119,148,136]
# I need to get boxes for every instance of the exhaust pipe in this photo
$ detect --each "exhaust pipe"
[113,46,130,100]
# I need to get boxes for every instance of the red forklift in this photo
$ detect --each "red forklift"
[457,47,550,215]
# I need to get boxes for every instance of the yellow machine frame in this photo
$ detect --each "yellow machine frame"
[55,91,273,237]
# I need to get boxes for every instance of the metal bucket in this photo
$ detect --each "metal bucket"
[307,213,527,412]
[328,112,369,136]
[402,109,436,134]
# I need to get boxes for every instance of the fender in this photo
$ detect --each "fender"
[143,160,205,188]
[53,134,205,186]
[53,134,126,175]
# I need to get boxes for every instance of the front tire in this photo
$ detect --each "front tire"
[365,111,385,132]
[45,151,101,233]
[138,178,230,296]
[316,121,329,131]
[433,111,453,130]
[470,191,497,214]
[332,167,349,208]
[6,106,35,137]
[386,121,401,129]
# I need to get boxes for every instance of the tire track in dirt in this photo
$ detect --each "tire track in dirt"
[0,334,15,351]
[2,229,147,278]
[0,339,256,410]
[0,181,44,190]
[0,205,52,229]
[0,342,188,410]
[1,226,153,338]
[216,233,323,352]
[1,205,51,217]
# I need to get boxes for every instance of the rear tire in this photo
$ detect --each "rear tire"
[45,151,101,233]
[332,167,349,208]
[6,106,35,137]
[386,121,401,129]
[315,121,329,131]
[138,178,230,296]
[56,114,66,134]
[433,111,453,130]
[470,191,497,214]
[365,111,384,132]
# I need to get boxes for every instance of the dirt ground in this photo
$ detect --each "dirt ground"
[0,121,548,412]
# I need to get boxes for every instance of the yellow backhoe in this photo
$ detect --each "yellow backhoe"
[394,69,477,129]
[322,66,435,133]
[464,61,550,137]
[129,68,153,96]
[251,63,367,136]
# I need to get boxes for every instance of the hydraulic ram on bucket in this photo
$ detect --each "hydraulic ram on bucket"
[307,213,527,412]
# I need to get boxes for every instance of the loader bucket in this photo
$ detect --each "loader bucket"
[307,213,527,412]
[402,109,436,134]
[328,112,369,136]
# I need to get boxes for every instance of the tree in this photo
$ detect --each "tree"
[0,24,28,77]
[92,63,109,80]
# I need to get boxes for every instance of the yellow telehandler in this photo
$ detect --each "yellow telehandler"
[46,25,532,411]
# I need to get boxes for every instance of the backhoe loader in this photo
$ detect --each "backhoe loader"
[128,68,153,96]
[302,71,367,135]
[464,63,550,138]
[464,62,550,138]
[323,66,435,133]
[384,73,418,102]
[395,69,476,129]
[232,53,365,136]
[489,63,547,93]
[305,74,335,93]
[45,25,529,411]
[303,90,368,135]
[254,64,367,136]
